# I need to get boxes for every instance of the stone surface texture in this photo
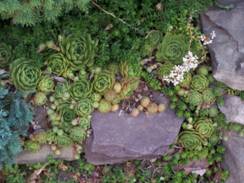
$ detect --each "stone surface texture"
[223,132,244,183]
[16,145,76,164]
[201,0,244,90]
[218,95,244,125]
[86,92,184,165]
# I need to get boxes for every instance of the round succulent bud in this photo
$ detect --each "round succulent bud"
[158,104,166,112]
[113,82,122,93]
[140,97,150,108]
[34,92,47,106]
[130,108,140,117]
[197,65,209,76]
[111,104,119,112]
[147,103,158,114]
[98,99,112,113]
[104,90,117,102]
[38,75,54,93]
[208,107,218,117]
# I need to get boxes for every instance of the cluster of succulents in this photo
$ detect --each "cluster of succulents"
[130,96,166,117]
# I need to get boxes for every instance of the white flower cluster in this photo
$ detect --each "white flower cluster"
[163,51,199,86]
[200,30,216,45]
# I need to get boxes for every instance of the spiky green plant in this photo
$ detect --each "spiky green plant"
[59,34,98,68]
[46,53,69,76]
[120,60,141,79]
[37,75,54,93]
[0,43,12,67]
[194,119,214,138]
[93,71,115,94]
[187,90,203,107]
[156,33,188,64]
[178,130,206,150]
[69,126,88,142]
[191,75,209,92]
[10,58,41,92]
[70,80,92,100]
[34,92,47,106]
[76,98,93,116]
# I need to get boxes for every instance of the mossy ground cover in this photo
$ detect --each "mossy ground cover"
[1,0,242,182]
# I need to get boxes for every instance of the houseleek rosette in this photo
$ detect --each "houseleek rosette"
[93,71,115,93]
[70,80,92,100]
[187,90,203,107]
[0,43,12,67]
[194,119,214,138]
[191,75,209,92]
[10,58,41,91]
[46,53,69,76]
[76,98,93,116]
[156,33,188,65]
[38,75,54,93]
[178,130,206,151]
[60,34,98,68]
[59,104,76,123]
[70,126,88,142]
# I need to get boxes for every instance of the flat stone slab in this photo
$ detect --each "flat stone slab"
[16,145,77,164]
[201,0,244,90]
[223,132,244,183]
[85,92,184,165]
[218,95,244,125]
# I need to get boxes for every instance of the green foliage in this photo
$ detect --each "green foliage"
[70,80,92,100]
[142,30,162,56]
[0,0,90,26]
[0,43,12,68]
[156,33,189,64]
[0,85,33,166]
[194,119,215,138]
[76,98,93,116]
[10,58,41,92]
[156,62,174,77]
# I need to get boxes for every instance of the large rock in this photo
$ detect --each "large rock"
[201,0,244,90]
[16,145,77,164]
[223,132,244,183]
[218,95,244,125]
[85,92,184,165]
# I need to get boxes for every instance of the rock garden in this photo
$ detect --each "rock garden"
[0,0,244,182]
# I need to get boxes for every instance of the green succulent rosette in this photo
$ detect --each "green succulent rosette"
[10,58,41,91]
[70,126,88,142]
[38,75,54,93]
[202,88,216,104]
[178,130,206,150]
[191,75,209,92]
[54,134,73,146]
[60,34,98,68]
[156,33,188,64]
[156,62,174,77]
[76,98,93,116]
[70,80,92,100]
[46,53,69,76]
[194,119,214,138]
[59,104,76,123]
[187,90,203,107]
[143,30,162,56]
[0,43,12,67]
[93,70,115,94]
[119,78,140,98]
